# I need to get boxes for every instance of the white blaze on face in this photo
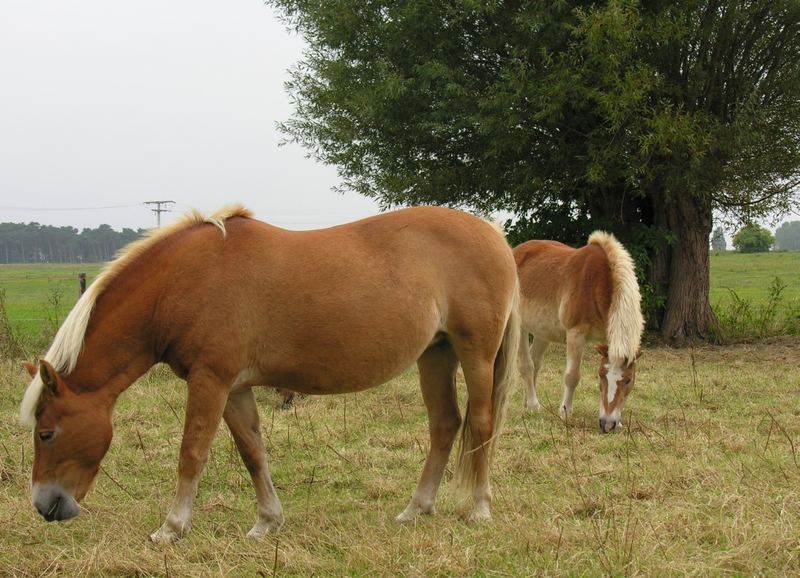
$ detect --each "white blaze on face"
[605,363,623,406]
[600,362,624,428]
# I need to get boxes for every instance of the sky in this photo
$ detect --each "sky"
[0,0,380,231]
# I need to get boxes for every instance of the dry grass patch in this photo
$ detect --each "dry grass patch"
[1,340,799,576]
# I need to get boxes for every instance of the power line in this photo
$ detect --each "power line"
[143,200,175,227]
[0,204,142,211]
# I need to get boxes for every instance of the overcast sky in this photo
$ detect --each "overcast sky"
[0,0,380,231]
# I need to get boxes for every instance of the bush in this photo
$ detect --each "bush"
[732,223,774,253]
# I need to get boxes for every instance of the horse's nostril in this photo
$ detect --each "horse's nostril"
[599,418,618,433]
[47,497,60,518]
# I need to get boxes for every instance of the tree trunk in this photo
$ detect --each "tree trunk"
[640,192,670,331]
[661,194,718,344]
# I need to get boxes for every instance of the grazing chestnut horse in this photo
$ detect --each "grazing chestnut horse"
[514,232,643,433]
[19,205,520,542]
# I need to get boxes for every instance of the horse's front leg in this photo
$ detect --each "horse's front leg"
[151,370,229,544]
[559,330,585,419]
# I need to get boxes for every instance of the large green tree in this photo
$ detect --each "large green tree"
[270,0,800,343]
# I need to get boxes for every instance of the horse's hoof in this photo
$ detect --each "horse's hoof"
[395,502,435,523]
[467,506,492,523]
[524,400,541,412]
[247,514,284,539]
[150,526,182,544]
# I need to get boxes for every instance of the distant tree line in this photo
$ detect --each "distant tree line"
[712,220,800,253]
[775,221,800,251]
[0,222,144,263]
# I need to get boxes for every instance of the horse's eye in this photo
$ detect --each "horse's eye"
[38,431,55,442]
[624,379,632,385]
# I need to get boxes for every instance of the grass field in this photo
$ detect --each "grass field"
[1,255,799,575]
[0,264,102,338]
[1,251,798,336]
[709,251,800,305]
[1,342,799,576]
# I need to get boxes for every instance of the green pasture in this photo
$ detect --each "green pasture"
[0,255,799,575]
[709,251,800,306]
[1,251,798,341]
[0,264,102,337]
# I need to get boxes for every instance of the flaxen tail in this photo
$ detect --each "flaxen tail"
[451,280,521,497]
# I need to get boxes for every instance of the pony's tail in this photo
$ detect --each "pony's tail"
[451,280,521,498]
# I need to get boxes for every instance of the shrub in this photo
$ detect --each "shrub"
[732,223,774,253]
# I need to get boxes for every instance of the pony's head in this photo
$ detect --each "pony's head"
[22,361,113,522]
[596,344,640,433]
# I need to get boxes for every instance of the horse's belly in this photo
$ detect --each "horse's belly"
[521,300,566,343]
[262,343,423,394]
[256,303,441,394]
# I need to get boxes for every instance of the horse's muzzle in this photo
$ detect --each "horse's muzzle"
[33,484,80,522]
[599,417,619,434]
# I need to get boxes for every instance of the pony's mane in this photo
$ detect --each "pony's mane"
[587,231,644,365]
[19,205,252,427]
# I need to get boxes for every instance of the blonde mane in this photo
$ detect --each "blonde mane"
[587,231,644,366]
[19,205,252,427]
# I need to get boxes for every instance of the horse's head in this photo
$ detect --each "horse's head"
[23,361,113,522]
[596,344,640,434]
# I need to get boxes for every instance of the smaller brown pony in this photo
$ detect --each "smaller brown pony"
[19,205,520,542]
[514,232,643,433]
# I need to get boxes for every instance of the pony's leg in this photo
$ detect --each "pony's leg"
[396,342,460,522]
[459,358,496,522]
[559,331,586,419]
[223,388,284,538]
[520,336,549,411]
[518,332,537,410]
[150,371,229,544]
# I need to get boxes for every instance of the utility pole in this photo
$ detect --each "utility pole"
[143,200,175,227]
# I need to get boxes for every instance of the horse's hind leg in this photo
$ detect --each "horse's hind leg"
[458,355,496,521]
[559,330,586,419]
[396,341,460,522]
[520,335,548,411]
[223,388,284,538]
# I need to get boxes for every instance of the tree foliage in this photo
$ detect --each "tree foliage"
[774,220,800,250]
[732,223,774,253]
[0,222,142,263]
[271,0,800,341]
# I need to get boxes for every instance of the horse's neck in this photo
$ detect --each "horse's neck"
[65,284,158,399]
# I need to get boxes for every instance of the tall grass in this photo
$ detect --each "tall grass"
[713,276,800,340]
[0,285,68,360]
[0,288,28,359]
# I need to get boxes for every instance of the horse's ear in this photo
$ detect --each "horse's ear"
[635,349,642,360]
[596,344,609,358]
[39,361,61,396]
[23,362,37,378]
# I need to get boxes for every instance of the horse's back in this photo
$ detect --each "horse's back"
[514,239,611,341]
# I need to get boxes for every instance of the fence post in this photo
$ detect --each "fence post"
[79,273,86,296]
